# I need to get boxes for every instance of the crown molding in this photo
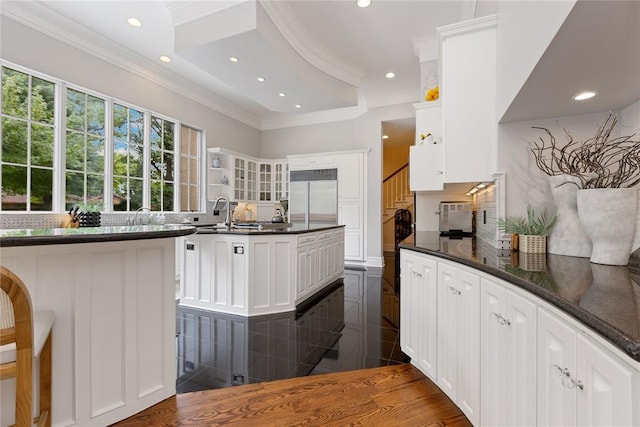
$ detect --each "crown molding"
[259,0,365,88]
[437,14,498,40]
[1,1,262,129]
[412,35,439,63]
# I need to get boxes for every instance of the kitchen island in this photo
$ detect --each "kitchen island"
[179,224,345,316]
[0,225,195,427]
[399,231,640,427]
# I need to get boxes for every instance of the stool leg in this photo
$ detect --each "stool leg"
[38,332,52,427]
[15,347,33,427]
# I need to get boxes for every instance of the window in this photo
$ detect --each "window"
[113,103,144,211]
[179,125,201,211]
[0,63,203,213]
[1,66,55,211]
[65,88,106,210]
[150,116,175,212]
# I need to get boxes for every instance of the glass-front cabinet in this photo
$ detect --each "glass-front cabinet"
[273,161,288,202]
[259,162,272,201]
[234,157,246,201]
[246,160,257,201]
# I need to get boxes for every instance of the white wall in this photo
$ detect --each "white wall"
[496,0,576,121]
[414,183,472,232]
[497,107,640,217]
[0,16,261,157]
[259,103,416,265]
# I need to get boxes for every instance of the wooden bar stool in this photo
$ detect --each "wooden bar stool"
[0,266,54,427]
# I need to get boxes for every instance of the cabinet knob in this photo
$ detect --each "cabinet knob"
[437,170,444,175]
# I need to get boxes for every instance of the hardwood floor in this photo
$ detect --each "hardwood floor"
[112,364,470,426]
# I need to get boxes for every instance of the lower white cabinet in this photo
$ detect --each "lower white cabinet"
[537,307,636,427]
[400,248,640,427]
[436,262,481,426]
[480,277,537,427]
[399,250,437,380]
[181,229,344,316]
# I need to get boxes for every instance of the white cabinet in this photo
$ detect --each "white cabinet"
[480,277,537,427]
[296,234,319,301]
[337,151,367,264]
[258,162,273,201]
[410,102,444,191]
[399,249,438,380]
[288,154,337,171]
[537,307,637,427]
[273,160,288,202]
[246,160,257,201]
[438,15,497,183]
[436,261,480,426]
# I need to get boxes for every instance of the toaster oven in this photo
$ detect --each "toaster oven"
[439,201,473,235]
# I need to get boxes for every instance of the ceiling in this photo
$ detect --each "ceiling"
[1,1,637,134]
[1,0,498,129]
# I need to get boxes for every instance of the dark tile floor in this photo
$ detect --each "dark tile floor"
[175,254,406,393]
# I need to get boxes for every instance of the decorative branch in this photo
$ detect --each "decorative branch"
[529,112,640,188]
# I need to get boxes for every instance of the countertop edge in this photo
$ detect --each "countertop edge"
[198,224,346,235]
[0,226,197,247]
[398,243,640,363]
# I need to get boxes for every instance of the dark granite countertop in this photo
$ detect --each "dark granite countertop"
[399,231,640,363]
[0,224,197,247]
[195,223,345,235]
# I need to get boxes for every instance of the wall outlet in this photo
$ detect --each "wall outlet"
[498,237,511,250]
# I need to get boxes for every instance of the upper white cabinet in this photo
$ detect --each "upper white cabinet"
[206,148,234,202]
[480,277,537,427]
[436,261,481,426]
[288,155,337,171]
[438,15,497,183]
[410,102,444,191]
[400,249,438,380]
[537,307,636,427]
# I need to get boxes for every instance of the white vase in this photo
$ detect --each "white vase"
[577,188,639,265]
[547,175,592,258]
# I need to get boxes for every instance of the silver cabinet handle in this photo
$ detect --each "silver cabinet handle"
[574,379,584,391]
[414,271,422,278]
[449,286,461,295]
[491,312,511,326]
[552,364,578,389]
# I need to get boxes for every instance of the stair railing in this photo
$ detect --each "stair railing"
[383,163,411,210]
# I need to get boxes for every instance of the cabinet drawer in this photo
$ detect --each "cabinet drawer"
[297,234,317,247]
[288,156,337,171]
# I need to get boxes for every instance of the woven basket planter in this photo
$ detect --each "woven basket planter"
[519,235,547,253]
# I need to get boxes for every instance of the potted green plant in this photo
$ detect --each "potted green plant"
[498,205,558,253]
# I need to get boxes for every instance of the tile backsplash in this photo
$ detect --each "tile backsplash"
[475,184,498,247]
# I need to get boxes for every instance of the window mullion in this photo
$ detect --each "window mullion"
[53,81,66,212]
[174,122,181,213]
[143,111,151,210]
[104,99,114,213]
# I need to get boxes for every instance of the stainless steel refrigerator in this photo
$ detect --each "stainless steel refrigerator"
[289,169,338,227]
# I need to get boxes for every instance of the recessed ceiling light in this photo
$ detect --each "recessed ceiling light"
[385,72,396,79]
[127,17,142,28]
[295,104,302,109]
[230,57,239,63]
[382,135,389,139]
[279,92,286,97]
[257,77,265,82]
[572,91,598,101]
[159,55,172,63]
[356,0,371,7]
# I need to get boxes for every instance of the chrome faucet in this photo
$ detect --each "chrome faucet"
[212,196,232,227]
[135,206,151,225]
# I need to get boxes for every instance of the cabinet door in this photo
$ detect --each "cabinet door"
[437,262,460,400]
[480,278,508,427]
[415,255,438,380]
[234,158,246,201]
[576,333,635,427]
[537,307,577,426]
[338,153,363,201]
[246,160,257,201]
[440,17,497,183]
[339,202,363,261]
[481,278,537,427]
[273,162,286,202]
[400,252,419,361]
[409,144,444,191]
[259,162,272,201]
[456,268,480,425]
[296,246,309,300]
